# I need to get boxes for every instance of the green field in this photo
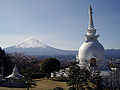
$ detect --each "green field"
[0,78,69,90]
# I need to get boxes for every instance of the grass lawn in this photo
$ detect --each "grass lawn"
[0,78,69,90]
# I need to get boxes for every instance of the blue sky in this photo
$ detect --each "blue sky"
[0,0,120,50]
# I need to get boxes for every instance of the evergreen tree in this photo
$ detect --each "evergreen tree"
[40,58,60,79]
[67,65,92,90]
[92,71,103,90]
[0,47,14,77]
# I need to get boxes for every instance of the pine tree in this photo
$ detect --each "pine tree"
[67,65,91,90]
[0,47,14,77]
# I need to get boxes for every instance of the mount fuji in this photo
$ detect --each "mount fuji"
[4,38,120,58]
[4,37,77,56]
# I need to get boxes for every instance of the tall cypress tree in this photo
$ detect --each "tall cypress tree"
[0,47,14,77]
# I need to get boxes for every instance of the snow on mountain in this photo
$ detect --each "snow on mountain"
[15,37,47,48]
[4,37,77,56]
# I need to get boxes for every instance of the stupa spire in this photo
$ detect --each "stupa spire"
[88,5,94,29]
[85,5,99,41]
[12,64,19,74]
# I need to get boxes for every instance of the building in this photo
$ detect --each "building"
[51,68,69,78]
[76,6,106,70]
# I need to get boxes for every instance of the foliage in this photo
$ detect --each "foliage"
[102,58,120,89]
[67,65,92,89]
[23,66,33,90]
[23,67,32,81]
[40,58,60,79]
[7,52,42,74]
[0,47,14,77]
[92,71,103,90]
[30,73,46,79]
[68,87,75,90]
[53,87,64,90]
[60,61,76,69]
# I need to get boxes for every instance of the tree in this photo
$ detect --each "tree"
[104,58,120,89]
[40,58,60,79]
[0,47,14,77]
[67,66,87,89]
[91,70,103,90]
[67,65,96,90]
[7,52,41,74]
[60,61,77,69]
[23,66,32,90]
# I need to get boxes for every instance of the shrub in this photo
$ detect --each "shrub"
[30,73,46,79]
[53,87,64,90]
[68,87,75,90]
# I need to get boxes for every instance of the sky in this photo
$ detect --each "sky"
[0,0,120,50]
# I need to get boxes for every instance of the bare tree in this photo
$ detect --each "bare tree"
[7,52,42,73]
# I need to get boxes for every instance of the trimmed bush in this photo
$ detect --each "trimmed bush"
[53,87,64,90]
[68,87,75,90]
[30,73,46,79]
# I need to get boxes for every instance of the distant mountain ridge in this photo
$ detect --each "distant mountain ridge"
[4,37,77,56]
[4,38,120,58]
[105,49,120,58]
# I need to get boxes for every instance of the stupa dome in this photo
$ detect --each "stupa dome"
[78,40,105,61]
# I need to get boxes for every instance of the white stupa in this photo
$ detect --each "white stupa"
[4,65,25,87]
[6,65,23,79]
[76,6,106,70]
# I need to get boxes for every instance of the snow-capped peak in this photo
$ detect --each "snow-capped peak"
[16,37,47,48]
